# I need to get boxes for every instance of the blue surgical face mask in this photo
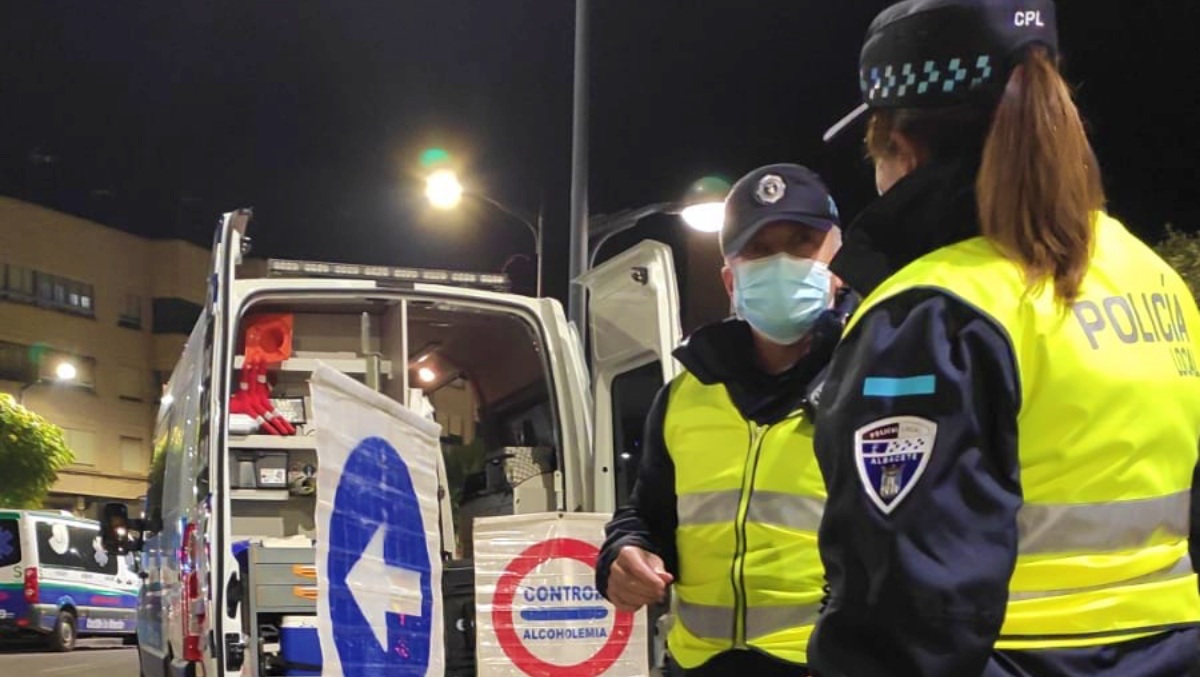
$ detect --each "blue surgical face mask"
[732,254,834,345]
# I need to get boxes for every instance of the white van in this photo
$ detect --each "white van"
[99,209,681,677]
[0,509,140,651]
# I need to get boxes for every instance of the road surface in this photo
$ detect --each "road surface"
[0,638,138,676]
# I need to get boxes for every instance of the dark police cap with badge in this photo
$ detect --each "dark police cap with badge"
[720,163,841,259]
[823,0,1059,142]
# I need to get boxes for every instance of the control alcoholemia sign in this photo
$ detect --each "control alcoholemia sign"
[474,513,649,677]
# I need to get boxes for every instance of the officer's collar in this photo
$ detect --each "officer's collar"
[672,318,834,424]
[674,299,850,390]
[830,156,982,298]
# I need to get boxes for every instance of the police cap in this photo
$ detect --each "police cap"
[720,163,841,259]
[824,0,1059,142]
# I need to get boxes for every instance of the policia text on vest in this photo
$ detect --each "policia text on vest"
[1073,292,1198,378]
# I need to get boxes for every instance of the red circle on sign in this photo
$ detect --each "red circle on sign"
[491,537,635,677]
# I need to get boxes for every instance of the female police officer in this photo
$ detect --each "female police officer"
[810,1,1200,675]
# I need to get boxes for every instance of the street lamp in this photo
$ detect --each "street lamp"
[425,169,464,210]
[423,169,544,297]
[679,202,724,233]
[18,359,78,405]
[586,177,729,268]
[55,362,77,382]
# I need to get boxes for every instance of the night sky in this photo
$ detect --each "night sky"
[2,1,1197,301]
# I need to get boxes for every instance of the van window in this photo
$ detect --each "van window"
[0,518,20,567]
[144,434,168,532]
[146,313,209,534]
[35,522,118,576]
[610,362,665,508]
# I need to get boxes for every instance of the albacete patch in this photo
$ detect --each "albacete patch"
[854,416,937,515]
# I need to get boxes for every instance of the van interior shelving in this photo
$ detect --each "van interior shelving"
[227,294,559,675]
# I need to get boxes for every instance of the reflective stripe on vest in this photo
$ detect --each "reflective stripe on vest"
[847,213,1200,649]
[678,490,824,531]
[664,372,826,668]
[676,599,822,642]
[1018,491,1189,555]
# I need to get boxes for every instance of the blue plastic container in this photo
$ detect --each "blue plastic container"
[279,616,322,676]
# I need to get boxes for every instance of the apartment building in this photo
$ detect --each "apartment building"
[0,197,209,517]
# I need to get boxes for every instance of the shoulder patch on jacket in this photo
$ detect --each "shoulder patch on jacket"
[854,416,937,514]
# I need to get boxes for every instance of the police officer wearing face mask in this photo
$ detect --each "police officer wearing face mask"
[809,1,1200,676]
[596,164,854,676]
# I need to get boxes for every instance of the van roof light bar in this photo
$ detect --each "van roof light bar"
[264,258,511,292]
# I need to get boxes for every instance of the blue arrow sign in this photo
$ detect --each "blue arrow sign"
[327,436,434,675]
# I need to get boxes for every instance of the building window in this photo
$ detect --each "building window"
[0,340,95,393]
[120,436,147,474]
[119,294,143,329]
[2,264,35,300]
[0,264,95,318]
[0,341,32,382]
[62,428,97,466]
[117,365,144,402]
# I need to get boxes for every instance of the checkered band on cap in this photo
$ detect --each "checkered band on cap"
[862,54,995,104]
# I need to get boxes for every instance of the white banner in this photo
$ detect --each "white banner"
[475,512,649,677]
[311,364,445,677]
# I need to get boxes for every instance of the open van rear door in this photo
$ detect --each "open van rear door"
[578,240,682,514]
[205,209,251,673]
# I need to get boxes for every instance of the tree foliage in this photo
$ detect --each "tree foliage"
[1154,226,1200,300]
[0,393,75,508]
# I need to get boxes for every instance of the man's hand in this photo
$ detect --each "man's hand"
[606,545,674,612]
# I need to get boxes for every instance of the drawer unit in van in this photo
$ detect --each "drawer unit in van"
[247,544,318,614]
[254,583,317,613]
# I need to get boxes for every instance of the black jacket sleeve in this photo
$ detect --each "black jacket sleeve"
[808,289,1023,677]
[596,383,680,599]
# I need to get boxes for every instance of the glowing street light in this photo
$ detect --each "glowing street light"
[587,176,730,268]
[417,367,437,384]
[680,202,725,233]
[421,154,728,297]
[55,361,77,382]
[425,169,464,210]
[679,175,729,233]
[422,166,544,296]
[18,358,79,404]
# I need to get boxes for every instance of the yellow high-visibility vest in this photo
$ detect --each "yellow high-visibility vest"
[665,372,826,667]
[846,213,1200,648]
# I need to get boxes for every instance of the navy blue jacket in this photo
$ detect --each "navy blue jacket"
[808,158,1200,677]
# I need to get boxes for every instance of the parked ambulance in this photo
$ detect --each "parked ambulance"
[99,209,681,676]
[0,509,139,651]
